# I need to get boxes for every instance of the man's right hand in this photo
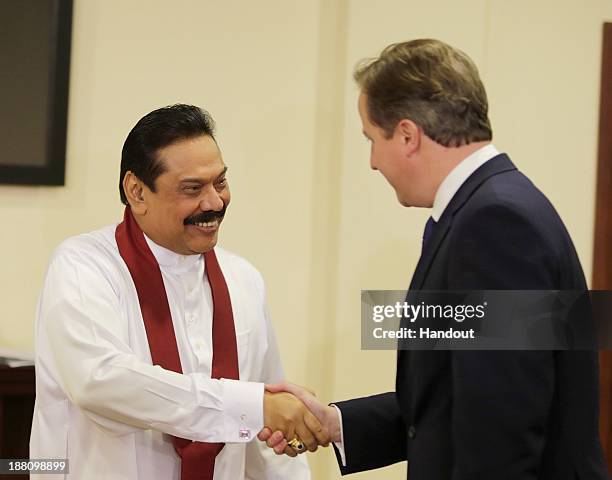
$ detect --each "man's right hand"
[260,382,339,456]
[262,391,331,457]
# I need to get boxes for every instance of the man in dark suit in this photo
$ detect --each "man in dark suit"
[259,39,609,479]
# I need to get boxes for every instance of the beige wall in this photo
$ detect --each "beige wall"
[0,1,610,478]
[325,1,612,478]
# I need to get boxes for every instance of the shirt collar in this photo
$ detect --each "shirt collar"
[431,143,500,221]
[143,234,202,270]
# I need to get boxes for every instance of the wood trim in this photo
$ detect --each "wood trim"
[594,22,612,474]
[0,367,35,480]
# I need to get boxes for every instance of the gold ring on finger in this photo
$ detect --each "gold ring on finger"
[287,437,306,453]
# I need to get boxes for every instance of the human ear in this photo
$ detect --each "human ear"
[396,119,420,156]
[122,171,148,215]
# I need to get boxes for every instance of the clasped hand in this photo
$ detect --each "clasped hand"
[260,382,341,457]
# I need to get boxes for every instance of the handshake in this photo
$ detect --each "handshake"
[259,382,341,457]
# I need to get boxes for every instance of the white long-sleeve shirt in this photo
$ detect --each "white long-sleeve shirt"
[30,224,309,479]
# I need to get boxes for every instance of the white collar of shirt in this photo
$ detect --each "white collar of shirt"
[143,233,203,271]
[431,143,500,222]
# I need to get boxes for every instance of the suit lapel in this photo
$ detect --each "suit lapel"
[409,217,451,290]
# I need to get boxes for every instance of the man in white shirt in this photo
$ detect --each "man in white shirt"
[30,104,327,479]
[260,39,608,479]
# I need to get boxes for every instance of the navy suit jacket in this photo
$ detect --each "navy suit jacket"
[334,154,609,479]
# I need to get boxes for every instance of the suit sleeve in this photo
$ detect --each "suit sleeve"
[333,393,407,475]
[447,202,557,480]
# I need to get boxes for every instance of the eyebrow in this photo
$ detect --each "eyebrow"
[180,167,228,184]
[216,166,228,179]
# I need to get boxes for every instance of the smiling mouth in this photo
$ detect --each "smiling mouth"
[183,205,227,228]
[191,220,219,228]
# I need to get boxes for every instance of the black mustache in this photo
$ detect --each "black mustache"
[183,205,227,225]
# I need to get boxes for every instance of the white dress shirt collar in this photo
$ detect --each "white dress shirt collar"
[431,143,500,221]
[143,233,202,271]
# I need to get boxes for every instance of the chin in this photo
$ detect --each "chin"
[397,191,432,208]
[190,239,218,254]
[396,192,414,207]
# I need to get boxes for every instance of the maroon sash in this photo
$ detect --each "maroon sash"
[116,207,239,480]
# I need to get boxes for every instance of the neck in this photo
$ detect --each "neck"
[425,140,490,201]
[438,140,490,165]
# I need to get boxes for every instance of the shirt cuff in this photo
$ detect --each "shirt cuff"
[222,379,264,443]
[331,404,347,466]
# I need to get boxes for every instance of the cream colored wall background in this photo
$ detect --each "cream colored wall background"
[0,1,610,478]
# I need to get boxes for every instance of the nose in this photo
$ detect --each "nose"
[199,185,224,211]
[370,153,378,171]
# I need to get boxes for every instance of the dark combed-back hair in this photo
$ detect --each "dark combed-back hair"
[354,39,492,147]
[119,104,216,204]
